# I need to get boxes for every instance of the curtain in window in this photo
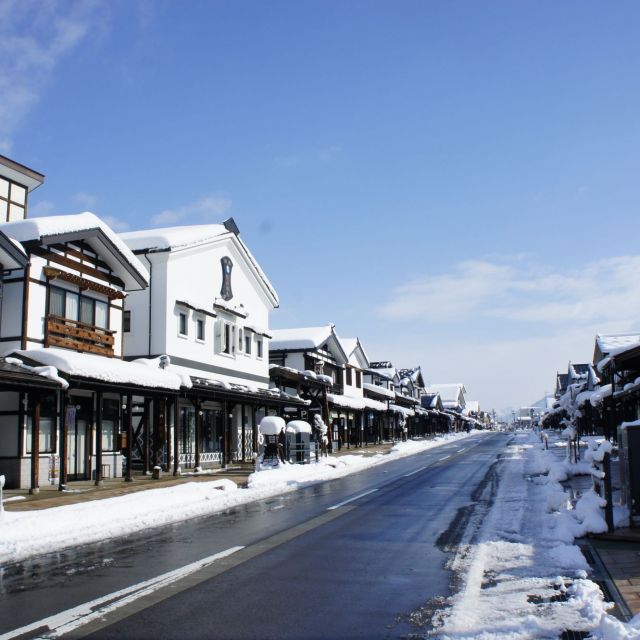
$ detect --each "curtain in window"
[65,292,79,321]
[80,297,93,325]
[49,288,64,317]
[95,301,108,329]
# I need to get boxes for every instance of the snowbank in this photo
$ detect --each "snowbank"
[0,431,478,566]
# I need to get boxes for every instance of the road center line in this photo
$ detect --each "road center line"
[439,455,451,461]
[403,466,427,477]
[458,448,466,452]
[327,489,378,510]
[0,546,244,640]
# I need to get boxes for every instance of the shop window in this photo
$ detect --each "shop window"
[25,393,57,453]
[101,398,119,451]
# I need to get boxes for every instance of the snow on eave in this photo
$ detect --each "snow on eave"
[596,332,640,357]
[270,324,348,362]
[13,348,188,391]
[1,212,149,288]
[363,382,395,399]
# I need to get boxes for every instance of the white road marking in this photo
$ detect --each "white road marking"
[403,466,427,477]
[0,546,244,640]
[439,455,451,461]
[327,489,378,510]
[458,448,466,452]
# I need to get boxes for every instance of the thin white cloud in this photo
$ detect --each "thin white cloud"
[151,196,232,226]
[29,199,55,217]
[0,0,108,152]
[380,256,640,328]
[74,192,99,208]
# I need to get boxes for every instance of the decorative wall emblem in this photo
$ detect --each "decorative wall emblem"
[220,257,233,301]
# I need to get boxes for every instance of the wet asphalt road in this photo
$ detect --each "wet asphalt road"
[0,432,509,639]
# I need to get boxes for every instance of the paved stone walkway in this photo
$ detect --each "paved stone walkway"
[544,430,640,619]
[1,441,397,512]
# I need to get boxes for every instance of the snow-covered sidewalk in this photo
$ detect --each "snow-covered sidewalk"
[431,430,640,640]
[0,431,478,566]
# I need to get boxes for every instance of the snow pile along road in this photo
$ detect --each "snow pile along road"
[0,431,477,566]
[432,431,640,640]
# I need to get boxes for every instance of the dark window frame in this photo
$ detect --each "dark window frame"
[49,284,109,329]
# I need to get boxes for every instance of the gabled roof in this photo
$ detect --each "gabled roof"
[368,361,397,380]
[466,400,480,413]
[594,333,640,366]
[421,392,443,410]
[120,217,278,307]
[0,154,44,192]
[340,337,370,369]
[1,212,149,289]
[270,324,349,363]
[397,366,425,388]
[0,230,27,270]
[425,383,466,408]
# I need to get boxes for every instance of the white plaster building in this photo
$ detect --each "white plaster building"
[120,219,297,469]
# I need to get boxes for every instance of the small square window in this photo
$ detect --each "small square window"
[196,318,204,341]
[179,312,187,336]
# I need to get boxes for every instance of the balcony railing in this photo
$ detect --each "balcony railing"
[46,315,115,357]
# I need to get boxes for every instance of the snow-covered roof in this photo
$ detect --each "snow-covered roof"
[120,218,278,306]
[270,325,348,362]
[397,366,425,387]
[421,392,441,409]
[1,212,149,289]
[120,224,228,252]
[466,400,480,413]
[13,348,189,391]
[340,337,370,369]
[340,338,358,357]
[425,383,466,404]
[363,382,395,399]
[596,333,640,356]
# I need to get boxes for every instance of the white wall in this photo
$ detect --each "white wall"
[126,236,275,387]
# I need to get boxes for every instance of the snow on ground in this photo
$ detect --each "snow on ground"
[0,431,477,566]
[432,430,640,640]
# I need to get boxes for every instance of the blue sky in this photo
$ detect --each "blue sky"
[3,0,640,412]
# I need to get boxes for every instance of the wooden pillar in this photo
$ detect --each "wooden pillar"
[154,397,165,469]
[95,391,103,486]
[165,397,172,472]
[125,393,133,482]
[241,404,247,462]
[222,399,228,469]
[142,398,150,475]
[59,394,69,490]
[194,397,201,470]
[29,394,40,495]
[252,406,258,462]
[173,397,180,476]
